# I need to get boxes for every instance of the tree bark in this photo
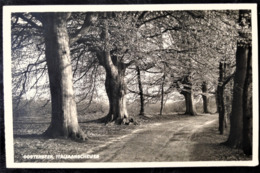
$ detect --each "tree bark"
[223,63,232,129]
[98,13,131,124]
[217,85,225,134]
[243,46,252,155]
[136,66,145,116]
[225,44,248,148]
[160,73,165,115]
[42,13,86,140]
[225,10,251,148]
[202,81,209,113]
[104,63,130,124]
[181,75,197,115]
[183,90,197,115]
[217,62,225,134]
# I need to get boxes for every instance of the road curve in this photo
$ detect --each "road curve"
[86,114,218,162]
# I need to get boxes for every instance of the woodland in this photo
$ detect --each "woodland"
[10,9,252,161]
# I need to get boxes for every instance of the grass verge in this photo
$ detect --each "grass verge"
[189,120,252,161]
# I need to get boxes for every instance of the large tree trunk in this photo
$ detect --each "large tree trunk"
[98,13,131,124]
[202,81,209,113]
[243,46,252,155]
[225,10,251,148]
[225,44,249,148]
[181,75,197,115]
[42,13,86,140]
[183,91,197,115]
[136,66,145,116]
[104,66,130,124]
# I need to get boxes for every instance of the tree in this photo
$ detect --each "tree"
[41,13,86,139]
[136,65,145,116]
[243,44,252,155]
[217,62,234,134]
[217,62,226,134]
[216,60,235,134]
[89,11,175,122]
[201,81,209,113]
[93,12,136,124]
[225,43,248,147]
[159,69,166,115]
[180,74,197,115]
[226,10,252,148]
[11,12,87,140]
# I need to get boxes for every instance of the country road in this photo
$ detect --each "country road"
[85,114,218,162]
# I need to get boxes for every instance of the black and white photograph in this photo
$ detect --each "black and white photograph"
[2,4,258,168]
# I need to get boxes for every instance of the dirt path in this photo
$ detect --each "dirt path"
[85,114,218,162]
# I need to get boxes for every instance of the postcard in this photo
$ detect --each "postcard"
[3,4,258,168]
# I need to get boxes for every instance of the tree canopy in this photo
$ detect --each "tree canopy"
[11,10,246,123]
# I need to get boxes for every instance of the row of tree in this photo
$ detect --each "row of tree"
[11,10,252,154]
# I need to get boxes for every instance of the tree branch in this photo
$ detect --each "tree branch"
[16,13,42,30]
[222,73,235,87]
[136,12,169,28]
[69,13,93,46]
